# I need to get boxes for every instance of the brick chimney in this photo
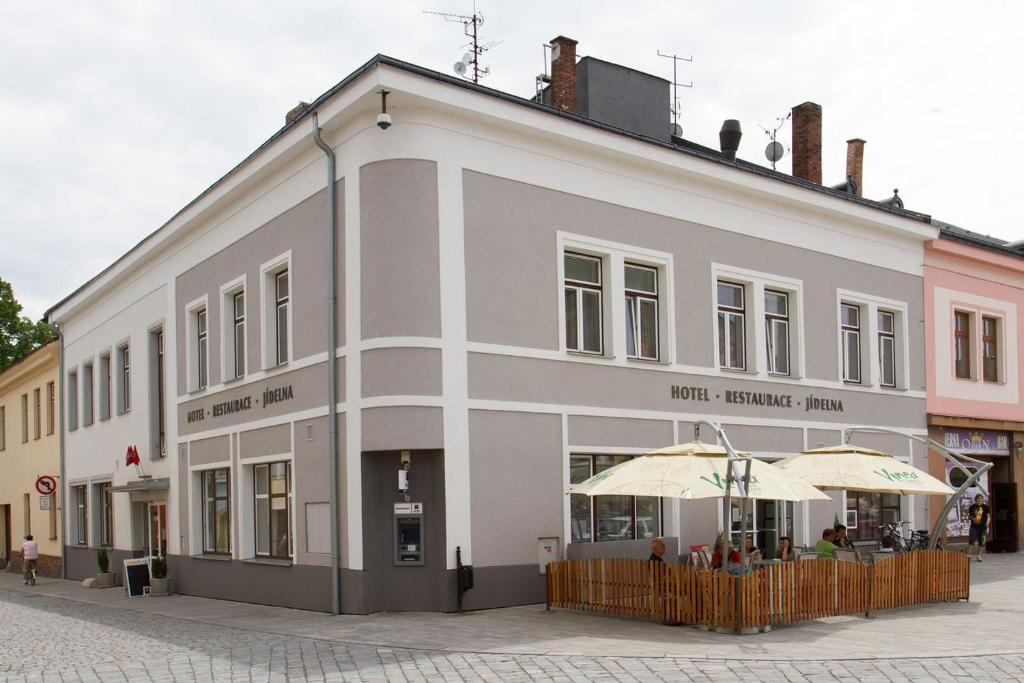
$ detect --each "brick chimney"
[549,36,578,113]
[845,138,866,196]
[791,102,822,184]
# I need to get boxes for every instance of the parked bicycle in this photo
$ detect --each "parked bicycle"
[878,521,938,552]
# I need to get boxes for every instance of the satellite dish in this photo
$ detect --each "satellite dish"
[670,122,683,137]
[765,141,785,163]
[453,61,467,76]
[461,52,473,65]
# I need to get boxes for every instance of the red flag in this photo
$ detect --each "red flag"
[126,445,140,466]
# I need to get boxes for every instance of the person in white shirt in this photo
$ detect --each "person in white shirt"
[21,535,39,584]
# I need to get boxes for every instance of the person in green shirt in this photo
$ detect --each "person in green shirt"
[815,528,840,559]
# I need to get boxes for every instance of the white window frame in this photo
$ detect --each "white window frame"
[624,262,660,361]
[71,483,88,546]
[260,252,292,370]
[711,264,804,379]
[185,295,209,393]
[98,351,112,421]
[836,290,910,390]
[117,340,131,414]
[219,275,247,383]
[237,453,296,562]
[563,252,605,355]
[67,369,79,431]
[981,314,1002,384]
[201,466,232,555]
[764,289,791,376]
[81,361,95,427]
[557,233,675,365]
[877,310,897,388]
[716,280,747,371]
[841,303,862,384]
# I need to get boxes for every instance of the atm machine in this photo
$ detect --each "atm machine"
[393,502,424,566]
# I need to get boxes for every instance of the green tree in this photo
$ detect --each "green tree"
[0,277,56,372]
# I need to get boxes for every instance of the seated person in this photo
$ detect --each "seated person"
[744,535,762,561]
[776,536,796,561]
[833,524,854,549]
[815,528,840,559]
[711,540,741,569]
[649,538,666,563]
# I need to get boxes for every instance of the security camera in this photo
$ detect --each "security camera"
[376,112,392,130]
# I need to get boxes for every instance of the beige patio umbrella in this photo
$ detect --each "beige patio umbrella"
[571,442,830,501]
[774,444,955,495]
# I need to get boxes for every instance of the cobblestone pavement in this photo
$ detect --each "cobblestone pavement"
[1,587,1023,682]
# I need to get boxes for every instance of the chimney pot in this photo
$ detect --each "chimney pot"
[791,102,822,184]
[549,36,578,113]
[719,119,742,161]
[286,101,311,125]
[845,138,866,197]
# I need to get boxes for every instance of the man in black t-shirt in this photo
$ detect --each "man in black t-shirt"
[967,493,990,563]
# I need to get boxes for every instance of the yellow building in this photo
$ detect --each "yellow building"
[0,342,61,576]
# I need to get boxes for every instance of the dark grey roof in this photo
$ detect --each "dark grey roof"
[47,54,933,320]
[934,220,1024,256]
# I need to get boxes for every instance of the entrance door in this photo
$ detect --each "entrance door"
[0,505,10,569]
[148,502,167,557]
[990,483,1018,553]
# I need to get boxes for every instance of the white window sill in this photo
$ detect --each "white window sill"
[718,366,755,376]
[192,553,232,562]
[241,557,293,567]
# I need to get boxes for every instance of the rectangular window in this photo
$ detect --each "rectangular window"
[98,482,113,547]
[157,331,165,455]
[233,291,246,378]
[982,316,999,383]
[878,310,896,388]
[564,253,603,354]
[0,405,5,450]
[275,272,289,365]
[32,388,41,440]
[196,308,208,390]
[203,468,231,554]
[20,393,28,443]
[624,264,658,361]
[841,304,861,383]
[82,362,94,426]
[954,311,972,379]
[67,370,78,431]
[569,454,662,543]
[118,344,131,413]
[46,381,55,436]
[99,352,111,421]
[846,492,900,541]
[764,290,790,376]
[74,484,88,545]
[255,462,291,558]
[717,282,746,370]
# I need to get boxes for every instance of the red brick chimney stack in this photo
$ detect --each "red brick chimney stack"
[846,138,866,196]
[550,36,578,113]
[791,102,822,184]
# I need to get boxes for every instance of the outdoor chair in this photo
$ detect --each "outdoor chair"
[834,549,858,562]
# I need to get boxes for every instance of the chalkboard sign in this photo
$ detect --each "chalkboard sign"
[124,558,150,598]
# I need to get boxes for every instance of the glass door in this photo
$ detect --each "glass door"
[148,502,167,558]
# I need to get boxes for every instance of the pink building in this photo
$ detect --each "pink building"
[925,224,1024,552]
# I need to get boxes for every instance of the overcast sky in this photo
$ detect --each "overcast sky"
[3,1,1022,320]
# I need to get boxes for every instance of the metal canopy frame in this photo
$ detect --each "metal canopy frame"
[842,426,994,549]
[693,420,754,568]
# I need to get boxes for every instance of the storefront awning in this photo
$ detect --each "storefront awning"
[110,478,170,493]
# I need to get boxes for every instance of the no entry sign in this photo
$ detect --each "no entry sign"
[35,476,57,496]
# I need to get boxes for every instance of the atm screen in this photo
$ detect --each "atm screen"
[398,519,421,549]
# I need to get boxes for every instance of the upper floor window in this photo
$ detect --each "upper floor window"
[0,405,5,450]
[564,253,603,355]
[878,311,896,388]
[99,352,112,421]
[32,387,41,440]
[20,393,28,443]
[275,272,289,365]
[954,310,972,379]
[841,304,861,383]
[150,328,166,458]
[624,263,658,360]
[764,290,790,376]
[46,381,55,436]
[717,281,746,370]
[196,308,208,390]
[82,361,95,426]
[67,370,79,431]
[982,316,999,383]
[233,291,246,378]
[118,344,131,413]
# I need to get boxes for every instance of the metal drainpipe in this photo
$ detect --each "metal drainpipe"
[57,325,68,579]
[312,112,341,615]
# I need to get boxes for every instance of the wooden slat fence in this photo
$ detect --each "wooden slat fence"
[547,550,969,633]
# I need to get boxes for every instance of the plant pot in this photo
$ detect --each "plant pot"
[149,577,172,596]
[94,572,116,588]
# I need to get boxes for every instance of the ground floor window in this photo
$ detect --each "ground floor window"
[846,491,901,541]
[569,455,661,543]
[202,468,231,554]
[255,462,291,558]
[73,485,88,545]
[97,482,113,547]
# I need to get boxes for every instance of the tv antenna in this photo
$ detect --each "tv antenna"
[657,50,693,137]
[424,3,500,83]
[760,112,791,170]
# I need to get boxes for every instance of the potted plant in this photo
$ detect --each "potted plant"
[149,556,171,596]
[93,548,116,588]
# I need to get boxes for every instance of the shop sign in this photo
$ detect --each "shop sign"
[943,429,1010,456]
[186,383,295,424]
[670,384,844,413]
